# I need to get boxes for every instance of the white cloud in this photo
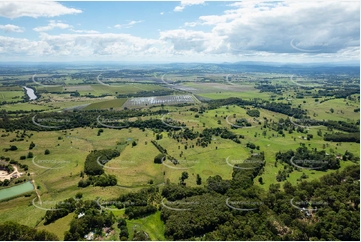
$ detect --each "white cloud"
[184,22,198,27]
[33,20,72,32]
[114,20,143,29]
[174,0,205,12]
[0,1,82,19]
[0,36,52,56]
[0,2,358,63]
[159,29,225,54]
[0,32,166,59]
[70,29,99,34]
[160,12,164,15]
[0,24,24,33]
[166,1,359,59]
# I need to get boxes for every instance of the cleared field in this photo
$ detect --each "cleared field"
[196,91,271,100]
[126,211,165,241]
[64,85,93,92]
[34,86,64,93]
[291,97,360,122]
[123,95,195,107]
[83,98,128,110]
[0,102,50,112]
[36,212,74,240]
[0,91,24,101]
[0,86,23,91]
[84,84,168,96]
[183,82,257,94]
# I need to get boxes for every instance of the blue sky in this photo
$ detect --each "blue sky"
[0,1,359,63]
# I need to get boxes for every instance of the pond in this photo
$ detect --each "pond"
[0,181,34,201]
[23,86,37,100]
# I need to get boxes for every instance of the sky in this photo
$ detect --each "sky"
[0,0,359,63]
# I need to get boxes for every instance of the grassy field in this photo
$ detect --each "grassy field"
[0,102,50,112]
[126,211,165,241]
[291,97,360,122]
[36,213,74,240]
[0,91,24,102]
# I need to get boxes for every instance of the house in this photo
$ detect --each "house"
[85,232,94,241]
[78,212,85,218]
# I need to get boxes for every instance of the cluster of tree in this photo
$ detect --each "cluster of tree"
[246,109,260,117]
[117,218,129,241]
[125,205,157,220]
[160,153,266,240]
[206,98,306,119]
[151,140,167,154]
[275,145,341,171]
[159,161,359,240]
[29,141,35,150]
[64,203,115,241]
[162,183,207,201]
[172,127,199,140]
[153,153,165,164]
[84,149,120,176]
[10,160,29,171]
[261,102,306,118]
[179,171,189,185]
[0,221,59,241]
[9,159,28,171]
[117,186,159,219]
[90,173,117,187]
[255,84,284,94]
[0,109,172,132]
[3,145,18,151]
[324,120,359,133]
[44,198,77,225]
[275,165,294,182]
[317,88,360,99]
[78,149,120,187]
[132,230,150,241]
[246,142,259,150]
[267,117,359,137]
[196,127,240,147]
[0,163,14,173]
[324,132,359,143]
[234,118,252,127]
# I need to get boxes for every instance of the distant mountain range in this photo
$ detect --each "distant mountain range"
[0,61,359,75]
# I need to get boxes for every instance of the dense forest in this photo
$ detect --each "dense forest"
[0,221,58,240]
[51,162,359,241]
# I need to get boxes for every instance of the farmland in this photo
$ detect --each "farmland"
[0,63,359,241]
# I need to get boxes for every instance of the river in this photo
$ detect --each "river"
[23,86,37,100]
[0,181,34,201]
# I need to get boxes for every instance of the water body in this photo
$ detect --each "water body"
[23,86,37,100]
[0,181,34,201]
